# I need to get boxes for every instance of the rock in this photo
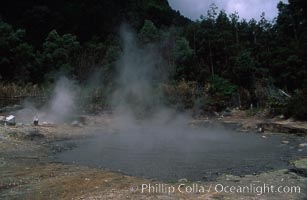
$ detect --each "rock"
[213,112,220,117]
[16,123,24,127]
[71,120,83,127]
[258,122,307,135]
[6,115,15,125]
[289,168,307,177]
[42,122,54,126]
[33,116,39,126]
[78,116,87,125]
[290,158,307,177]
[224,174,241,182]
[282,141,289,144]
[0,159,6,167]
[178,178,188,183]
[222,111,232,117]
[279,115,286,119]
[257,127,264,133]
[41,122,55,127]
[298,143,307,148]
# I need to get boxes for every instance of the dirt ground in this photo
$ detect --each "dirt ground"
[1,112,307,200]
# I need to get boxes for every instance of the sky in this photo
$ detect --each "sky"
[168,0,288,21]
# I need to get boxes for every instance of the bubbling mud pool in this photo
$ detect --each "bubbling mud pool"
[53,123,307,181]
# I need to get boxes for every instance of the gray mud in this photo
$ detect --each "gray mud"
[52,124,307,181]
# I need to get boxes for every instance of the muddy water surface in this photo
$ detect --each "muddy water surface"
[53,124,307,181]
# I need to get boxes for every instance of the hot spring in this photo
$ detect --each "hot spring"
[48,25,307,182]
[53,118,307,181]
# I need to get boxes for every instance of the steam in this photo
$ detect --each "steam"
[20,25,301,182]
[16,77,78,124]
[15,24,178,125]
[44,77,77,123]
[111,25,168,120]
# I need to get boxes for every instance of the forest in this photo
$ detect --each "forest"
[0,0,306,119]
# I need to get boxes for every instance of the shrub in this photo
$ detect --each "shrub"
[208,75,237,97]
[206,75,237,111]
[162,80,196,109]
[284,90,307,120]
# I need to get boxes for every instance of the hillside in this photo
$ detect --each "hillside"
[0,0,190,43]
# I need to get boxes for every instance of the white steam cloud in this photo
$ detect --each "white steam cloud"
[111,25,166,118]
[45,77,77,123]
[16,77,78,124]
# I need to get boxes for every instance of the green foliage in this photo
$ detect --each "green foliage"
[246,108,263,117]
[0,0,306,116]
[173,37,194,79]
[208,75,237,97]
[267,96,288,116]
[41,30,80,79]
[102,44,121,82]
[204,75,237,111]
[173,37,193,63]
[273,0,307,90]
[0,21,36,83]
[233,51,255,88]
[139,20,159,43]
[284,90,307,119]
[162,80,196,110]
[0,0,189,42]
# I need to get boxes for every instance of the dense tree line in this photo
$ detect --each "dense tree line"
[0,0,306,118]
